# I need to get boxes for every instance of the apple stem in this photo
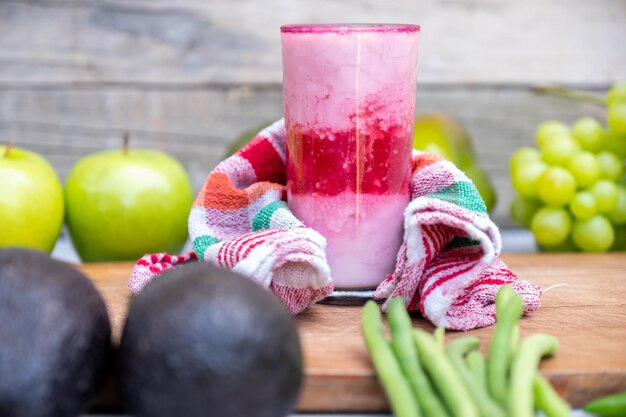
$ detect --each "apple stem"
[530,85,606,106]
[3,141,14,158]
[123,133,129,156]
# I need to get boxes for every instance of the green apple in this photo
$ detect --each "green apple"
[0,144,64,252]
[65,146,194,262]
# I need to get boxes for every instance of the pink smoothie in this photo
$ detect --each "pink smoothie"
[281,24,420,289]
[289,193,409,289]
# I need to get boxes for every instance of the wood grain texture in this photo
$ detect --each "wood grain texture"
[1,0,625,85]
[76,253,626,411]
[1,0,622,229]
[0,85,608,227]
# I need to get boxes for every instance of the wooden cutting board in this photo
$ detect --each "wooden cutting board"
[79,253,626,412]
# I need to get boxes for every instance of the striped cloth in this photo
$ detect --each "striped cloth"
[129,119,541,330]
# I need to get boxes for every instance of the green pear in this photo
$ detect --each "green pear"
[224,120,276,158]
[413,113,497,212]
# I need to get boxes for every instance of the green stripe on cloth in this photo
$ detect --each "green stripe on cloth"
[252,201,288,231]
[193,235,220,257]
[446,236,480,249]
[427,181,487,214]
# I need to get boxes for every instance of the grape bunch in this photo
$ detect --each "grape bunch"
[510,82,626,252]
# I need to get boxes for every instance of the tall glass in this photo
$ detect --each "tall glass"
[281,24,420,289]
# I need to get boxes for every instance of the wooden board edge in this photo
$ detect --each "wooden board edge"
[295,370,626,412]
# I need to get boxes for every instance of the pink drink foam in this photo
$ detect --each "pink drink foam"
[289,192,409,289]
[282,26,419,132]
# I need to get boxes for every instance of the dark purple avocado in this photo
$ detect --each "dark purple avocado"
[117,262,302,417]
[0,248,112,417]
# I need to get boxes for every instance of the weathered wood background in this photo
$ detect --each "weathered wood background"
[1,0,625,226]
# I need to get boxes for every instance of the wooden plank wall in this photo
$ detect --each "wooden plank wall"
[1,0,625,226]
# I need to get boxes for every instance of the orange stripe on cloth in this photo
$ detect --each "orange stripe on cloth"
[412,152,445,174]
[246,181,286,201]
[194,172,286,211]
[194,172,250,210]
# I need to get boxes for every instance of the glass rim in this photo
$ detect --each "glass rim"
[280,24,420,34]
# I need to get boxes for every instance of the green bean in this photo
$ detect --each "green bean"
[465,350,487,392]
[414,329,478,417]
[495,284,515,319]
[584,391,626,417]
[387,298,450,417]
[533,374,571,417]
[496,285,519,352]
[511,322,520,351]
[446,335,480,356]
[487,290,524,404]
[434,326,446,350]
[496,285,520,353]
[361,300,420,417]
[509,333,560,417]
[447,337,505,417]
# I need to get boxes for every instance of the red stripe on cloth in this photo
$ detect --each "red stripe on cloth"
[239,137,286,184]
[218,230,284,268]
[483,260,515,276]
[227,231,269,267]
[226,233,256,268]
[420,224,452,268]
[452,278,509,299]
[422,232,433,262]
[426,260,479,296]
[423,259,471,283]
[238,230,283,260]
[472,274,516,288]
[149,265,163,274]
[408,289,421,311]
[216,241,229,268]
[420,262,477,311]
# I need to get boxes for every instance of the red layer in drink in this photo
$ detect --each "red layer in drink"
[286,125,413,196]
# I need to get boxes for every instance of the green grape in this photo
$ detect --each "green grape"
[607,82,626,106]
[569,191,597,220]
[596,151,623,181]
[608,102,626,135]
[535,121,570,148]
[537,167,577,206]
[509,147,541,172]
[540,135,581,166]
[572,215,615,252]
[610,225,626,251]
[602,130,626,159]
[608,186,626,225]
[530,207,572,246]
[590,179,619,213]
[512,161,548,198]
[510,196,542,227]
[571,117,604,151]
[567,151,601,188]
